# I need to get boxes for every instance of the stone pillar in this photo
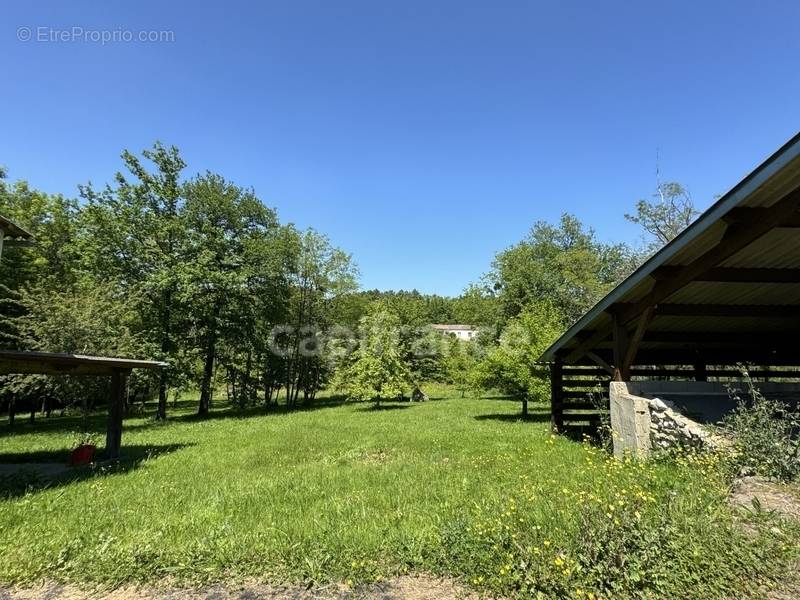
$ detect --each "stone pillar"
[609,381,651,459]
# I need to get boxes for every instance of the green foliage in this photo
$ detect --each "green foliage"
[4,283,146,358]
[451,283,499,326]
[0,282,156,411]
[470,303,563,402]
[180,172,284,414]
[724,376,800,481]
[487,214,638,325]
[335,287,498,329]
[442,447,795,599]
[79,142,189,418]
[332,309,413,404]
[441,335,480,397]
[0,143,357,417]
[0,179,80,352]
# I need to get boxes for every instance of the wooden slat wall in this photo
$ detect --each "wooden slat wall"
[551,363,609,432]
[549,364,800,434]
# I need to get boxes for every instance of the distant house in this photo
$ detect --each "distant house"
[431,324,478,341]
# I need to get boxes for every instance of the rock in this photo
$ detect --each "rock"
[650,398,668,411]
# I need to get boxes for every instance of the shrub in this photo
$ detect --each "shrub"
[470,302,562,402]
[723,376,800,481]
[331,309,413,404]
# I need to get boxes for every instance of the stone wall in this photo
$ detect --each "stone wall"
[647,396,715,451]
[610,380,800,459]
[609,381,726,458]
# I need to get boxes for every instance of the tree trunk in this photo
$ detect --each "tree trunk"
[198,317,217,416]
[156,290,173,421]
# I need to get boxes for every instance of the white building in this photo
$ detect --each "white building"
[431,324,479,341]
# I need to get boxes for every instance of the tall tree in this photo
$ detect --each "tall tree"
[0,176,79,297]
[332,309,413,406]
[282,229,358,407]
[80,142,187,420]
[181,172,282,415]
[487,214,637,325]
[470,302,562,415]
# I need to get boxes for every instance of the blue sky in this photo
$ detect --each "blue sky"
[3,1,799,296]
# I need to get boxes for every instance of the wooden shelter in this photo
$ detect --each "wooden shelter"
[0,213,166,459]
[0,351,165,458]
[540,132,800,431]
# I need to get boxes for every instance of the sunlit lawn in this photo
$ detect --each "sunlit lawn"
[0,385,796,598]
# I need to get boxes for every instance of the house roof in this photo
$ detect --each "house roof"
[540,131,800,366]
[431,324,478,331]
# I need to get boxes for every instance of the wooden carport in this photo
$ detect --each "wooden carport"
[0,351,165,459]
[540,132,800,431]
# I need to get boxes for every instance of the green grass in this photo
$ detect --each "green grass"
[1,385,798,598]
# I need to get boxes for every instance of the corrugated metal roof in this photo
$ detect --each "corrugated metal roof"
[541,131,800,364]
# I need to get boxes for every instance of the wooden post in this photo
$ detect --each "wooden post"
[694,361,707,382]
[106,368,127,459]
[621,305,655,380]
[612,313,629,381]
[550,360,563,431]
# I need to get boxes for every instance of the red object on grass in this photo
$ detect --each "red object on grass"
[70,444,96,466]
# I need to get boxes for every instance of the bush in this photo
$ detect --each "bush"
[470,302,562,402]
[723,376,800,481]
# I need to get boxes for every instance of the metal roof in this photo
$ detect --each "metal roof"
[540,131,800,366]
[0,215,34,241]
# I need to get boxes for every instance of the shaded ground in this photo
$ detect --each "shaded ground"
[0,575,477,600]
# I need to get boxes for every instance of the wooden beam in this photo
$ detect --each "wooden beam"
[586,351,614,375]
[586,347,800,366]
[0,361,119,376]
[694,361,708,382]
[723,207,800,227]
[648,303,800,317]
[653,267,800,283]
[564,326,612,363]
[612,312,630,372]
[620,305,655,380]
[641,331,800,344]
[620,186,800,325]
[550,361,563,432]
[0,351,165,376]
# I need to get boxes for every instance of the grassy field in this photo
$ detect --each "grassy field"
[1,385,798,598]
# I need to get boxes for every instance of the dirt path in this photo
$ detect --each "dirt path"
[0,575,477,600]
